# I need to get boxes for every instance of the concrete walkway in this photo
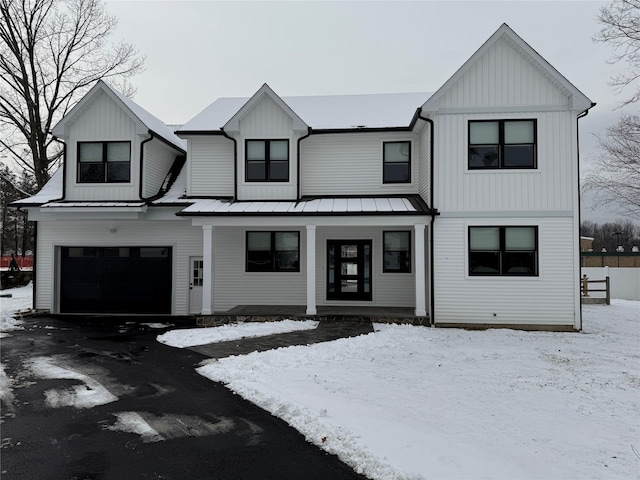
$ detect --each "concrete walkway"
[189,321,374,358]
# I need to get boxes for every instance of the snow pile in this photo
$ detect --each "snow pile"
[197,301,640,480]
[0,283,33,336]
[157,319,318,348]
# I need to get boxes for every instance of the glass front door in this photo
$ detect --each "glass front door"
[327,240,372,301]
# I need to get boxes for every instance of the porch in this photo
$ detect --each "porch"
[197,305,428,326]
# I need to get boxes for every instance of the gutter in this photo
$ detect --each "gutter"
[416,108,438,326]
[220,128,238,201]
[297,128,312,200]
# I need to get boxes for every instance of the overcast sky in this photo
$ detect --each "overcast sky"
[105,0,631,222]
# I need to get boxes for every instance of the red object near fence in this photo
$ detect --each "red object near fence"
[0,255,34,270]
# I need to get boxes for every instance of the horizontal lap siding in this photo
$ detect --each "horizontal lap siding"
[301,132,420,196]
[143,140,179,198]
[188,137,234,197]
[66,91,140,201]
[433,217,576,326]
[36,220,201,315]
[418,127,430,201]
[212,227,306,311]
[315,226,415,307]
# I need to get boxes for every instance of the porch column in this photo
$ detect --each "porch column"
[414,224,427,317]
[306,225,317,315]
[202,225,214,315]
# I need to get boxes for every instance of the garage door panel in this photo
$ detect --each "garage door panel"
[60,247,172,314]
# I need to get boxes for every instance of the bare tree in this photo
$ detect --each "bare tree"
[595,0,640,107]
[0,0,143,189]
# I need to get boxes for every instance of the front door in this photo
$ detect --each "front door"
[189,256,203,314]
[327,240,372,301]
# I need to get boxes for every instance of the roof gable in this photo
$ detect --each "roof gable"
[223,83,308,133]
[422,24,593,113]
[52,80,186,151]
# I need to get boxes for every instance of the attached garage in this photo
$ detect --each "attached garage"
[60,246,172,314]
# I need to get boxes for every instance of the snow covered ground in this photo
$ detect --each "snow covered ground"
[195,302,639,480]
[0,283,32,337]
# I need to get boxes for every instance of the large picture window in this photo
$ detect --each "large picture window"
[383,141,411,183]
[468,120,536,169]
[246,139,289,182]
[246,231,299,272]
[78,141,131,183]
[469,226,538,276]
[383,231,411,272]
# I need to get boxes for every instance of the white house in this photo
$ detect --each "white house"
[15,24,593,330]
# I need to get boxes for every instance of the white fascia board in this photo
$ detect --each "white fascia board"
[190,215,431,228]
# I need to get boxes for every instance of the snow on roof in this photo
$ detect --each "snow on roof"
[11,168,63,206]
[41,201,146,208]
[152,166,188,205]
[106,84,187,151]
[179,92,432,132]
[179,196,426,216]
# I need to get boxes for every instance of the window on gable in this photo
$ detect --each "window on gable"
[78,141,131,183]
[468,120,536,169]
[383,141,411,183]
[246,231,299,272]
[383,231,411,273]
[469,226,538,276]
[246,139,289,182]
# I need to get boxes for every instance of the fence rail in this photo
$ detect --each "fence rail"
[581,275,610,305]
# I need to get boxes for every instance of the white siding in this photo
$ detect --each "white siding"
[143,139,180,198]
[433,110,574,212]
[433,217,577,326]
[315,226,416,307]
[187,136,234,197]
[35,219,201,315]
[65,91,141,201]
[212,227,307,311]
[301,132,420,196]
[435,36,568,110]
[417,126,431,202]
[235,95,298,200]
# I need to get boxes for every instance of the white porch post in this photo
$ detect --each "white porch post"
[414,224,427,317]
[202,225,214,315]
[306,225,317,315]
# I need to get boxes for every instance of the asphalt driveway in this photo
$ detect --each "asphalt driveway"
[0,316,366,480]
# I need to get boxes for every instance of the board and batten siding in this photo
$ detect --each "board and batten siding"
[433,217,577,326]
[35,219,202,315]
[434,35,569,110]
[212,227,307,311]
[301,132,420,197]
[234,94,299,201]
[187,136,234,197]
[315,226,416,308]
[142,139,180,198]
[65,90,141,201]
[432,110,574,213]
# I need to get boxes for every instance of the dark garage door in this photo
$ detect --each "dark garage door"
[60,247,172,314]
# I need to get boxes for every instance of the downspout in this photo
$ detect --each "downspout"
[220,128,237,201]
[416,108,437,326]
[32,221,37,310]
[576,103,595,331]
[139,131,154,200]
[297,128,312,200]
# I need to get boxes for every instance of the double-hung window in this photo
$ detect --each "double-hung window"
[383,231,411,273]
[246,231,299,272]
[246,139,289,182]
[469,226,538,276]
[383,141,411,183]
[77,141,131,183]
[468,120,536,169]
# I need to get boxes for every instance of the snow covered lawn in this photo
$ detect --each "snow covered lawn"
[194,302,639,480]
[0,283,32,337]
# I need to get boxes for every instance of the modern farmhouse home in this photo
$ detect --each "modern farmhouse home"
[15,24,593,330]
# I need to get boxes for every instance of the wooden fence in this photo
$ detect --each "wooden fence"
[581,275,610,305]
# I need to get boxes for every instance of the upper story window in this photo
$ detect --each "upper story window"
[383,141,411,183]
[469,226,538,276]
[246,139,289,182]
[468,120,536,169]
[246,231,299,272]
[77,141,131,183]
[383,231,411,273]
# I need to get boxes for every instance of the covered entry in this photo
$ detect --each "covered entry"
[60,246,172,314]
